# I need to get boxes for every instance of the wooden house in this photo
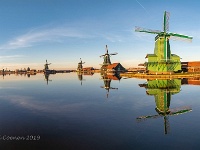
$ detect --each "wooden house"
[106,63,126,72]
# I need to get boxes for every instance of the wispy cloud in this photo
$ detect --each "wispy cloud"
[0,55,24,59]
[0,22,135,50]
[0,95,94,114]
[103,34,123,42]
[0,26,90,50]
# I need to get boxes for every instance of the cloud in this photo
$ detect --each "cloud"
[0,22,135,50]
[0,95,93,114]
[0,55,24,59]
[0,26,91,50]
[103,34,123,42]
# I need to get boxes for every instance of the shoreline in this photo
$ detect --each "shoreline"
[120,72,200,79]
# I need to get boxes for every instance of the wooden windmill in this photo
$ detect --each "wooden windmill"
[77,58,85,71]
[100,45,118,67]
[135,11,193,74]
[44,60,51,72]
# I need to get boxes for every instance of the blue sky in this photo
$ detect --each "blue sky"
[0,0,199,70]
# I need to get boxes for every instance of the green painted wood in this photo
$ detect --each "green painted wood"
[135,11,193,73]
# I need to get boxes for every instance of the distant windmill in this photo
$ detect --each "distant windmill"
[77,58,85,71]
[44,60,51,72]
[135,11,193,73]
[100,45,118,66]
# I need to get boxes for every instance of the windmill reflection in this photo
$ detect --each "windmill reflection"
[77,72,84,85]
[44,73,52,85]
[138,79,192,134]
[100,73,121,98]
[77,72,94,85]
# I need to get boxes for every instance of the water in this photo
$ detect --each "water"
[0,72,200,150]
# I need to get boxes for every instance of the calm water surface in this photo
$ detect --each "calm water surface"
[0,72,200,150]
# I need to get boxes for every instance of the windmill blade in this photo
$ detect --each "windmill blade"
[170,36,192,42]
[100,55,105,57]
[168,106,192,116]
[169,32,193,42]
[163,11,170,32]
[136,114,162,122]
[135,26,161,34]
[110,87,118,90]
[110,52,118,55]
[105,45,109,53]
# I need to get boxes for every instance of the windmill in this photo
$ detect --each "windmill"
[135,11,193,74]
[77,58,85,71]
[100,45,118,66]
[44,60,51,72]
[137,79,192,134]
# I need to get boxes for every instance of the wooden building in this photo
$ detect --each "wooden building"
[103,63,126,72]
[181,61,200,72]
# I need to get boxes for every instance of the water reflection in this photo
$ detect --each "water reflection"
[100,73,121,98]
[77,72,83,85]
[77,72,94,85]
[182,77,200,85]
[1,73,200,149]
[138,79,192,134]
[44,73,52,85]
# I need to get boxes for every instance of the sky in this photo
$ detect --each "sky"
[0,0,199,70]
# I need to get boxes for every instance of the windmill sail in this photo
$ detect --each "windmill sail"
[135,26,161,34]
[110,52,118,55]
[163,11,170,32]
[169,32,193,42]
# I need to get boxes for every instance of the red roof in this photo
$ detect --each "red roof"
[106,63,119,69]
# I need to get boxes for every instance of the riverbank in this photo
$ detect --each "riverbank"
[120,72,200,79]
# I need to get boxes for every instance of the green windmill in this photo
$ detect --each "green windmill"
[135,11,193,74]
